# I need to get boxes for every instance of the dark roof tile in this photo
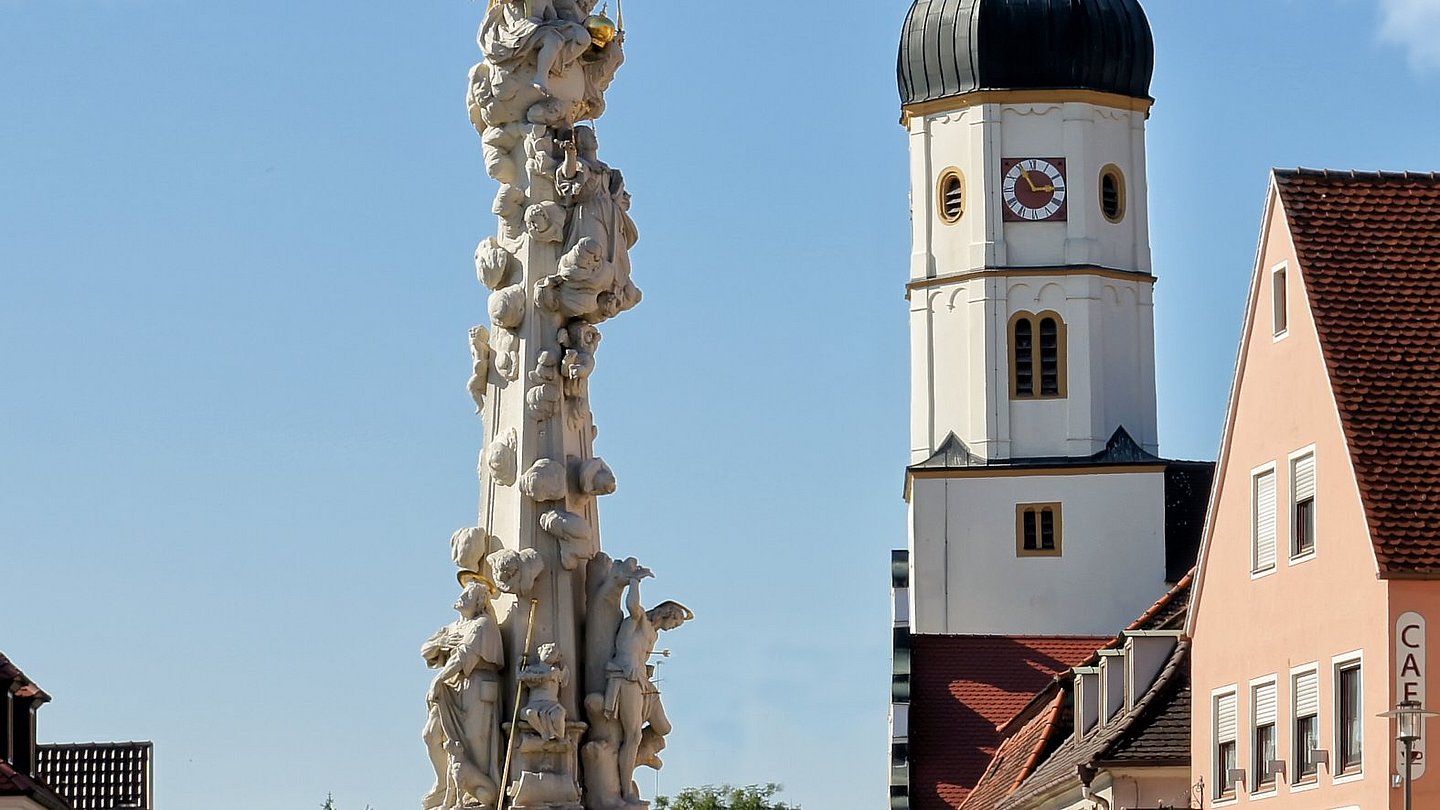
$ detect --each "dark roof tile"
[909,635,1108,809]
[1274,169,1440,576]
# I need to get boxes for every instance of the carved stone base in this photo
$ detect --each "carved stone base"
[509,770,582,810]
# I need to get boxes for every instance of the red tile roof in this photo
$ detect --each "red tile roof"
[909,635,1109,809]
[0,650,50,702]
[1275,169,1440,575]
[957,691,1066,810]
[0,761,72,810]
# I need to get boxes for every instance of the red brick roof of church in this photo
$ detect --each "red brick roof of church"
[1275,169,1440,575]
[909,635,1108,809]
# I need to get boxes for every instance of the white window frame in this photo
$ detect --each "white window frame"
[1288,445,1318,563]
[1332,651,1364,783]
[1289,661,1321,793]
[1250,674,1280,796]
[1252,462,1279,578]
[1272,261,1290,341]
[1213,684,1240,803]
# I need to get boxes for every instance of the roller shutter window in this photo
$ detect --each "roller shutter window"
[1253,469,1277,572]
[1253,682,1278,787]
[1294,670,1320,780]
[1216,692,1239,798]
[1293,453,1316,556]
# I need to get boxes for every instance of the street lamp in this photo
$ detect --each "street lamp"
[1381,700,1440,810]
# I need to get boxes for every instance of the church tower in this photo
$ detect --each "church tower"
[897,0,1170,639]
[887,4,1212,808]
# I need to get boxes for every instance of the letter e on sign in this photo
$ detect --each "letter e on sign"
[1398,611,1428,779]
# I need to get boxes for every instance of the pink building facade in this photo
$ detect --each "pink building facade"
[1189,169,1440,809]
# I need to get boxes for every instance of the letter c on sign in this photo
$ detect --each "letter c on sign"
[1405,623,1424,649]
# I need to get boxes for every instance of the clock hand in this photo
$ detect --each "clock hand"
[1021,170,1041,193]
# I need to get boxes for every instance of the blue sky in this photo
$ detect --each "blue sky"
[1,2,1437,809]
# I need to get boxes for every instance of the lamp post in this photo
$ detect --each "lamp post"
[1381,700,1440,810]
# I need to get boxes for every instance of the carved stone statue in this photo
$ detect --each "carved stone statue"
[468,326,492,413]
[478,0,591,99]
[603,577,690,804]
[433,6,688,808]
[423,574,507,810]
[521,643,570,741]
[487,547,545,596]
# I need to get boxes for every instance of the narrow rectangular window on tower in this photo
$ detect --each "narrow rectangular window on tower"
[1013,319,1034,397]
[1273,263,1288,337]
[1039,317,1060,396]
[1016,504,1062,557]
[1291,451,1316,558]
[1252,467,1277,574]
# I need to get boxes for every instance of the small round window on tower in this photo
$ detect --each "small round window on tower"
[937,169,965,224]
[1100,165,1126,223]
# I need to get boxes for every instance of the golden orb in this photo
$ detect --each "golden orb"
[585,14,618,48]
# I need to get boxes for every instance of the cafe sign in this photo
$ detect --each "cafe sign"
[1398,611,1428,779]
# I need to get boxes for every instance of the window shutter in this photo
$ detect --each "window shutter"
[1294,454,1316,502]
[1217,693,1238,743]
[1254,470,1277,570]
[1295,671,1319,717]
[1255,682,1278,726]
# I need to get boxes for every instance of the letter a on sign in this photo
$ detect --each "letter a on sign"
[1398,611,1428,780]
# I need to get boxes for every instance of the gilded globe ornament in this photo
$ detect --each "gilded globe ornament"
[585,12,618,49]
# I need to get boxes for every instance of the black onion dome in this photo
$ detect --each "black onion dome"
[898,0,1155,108]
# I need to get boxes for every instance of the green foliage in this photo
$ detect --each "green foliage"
[654,783,799,810]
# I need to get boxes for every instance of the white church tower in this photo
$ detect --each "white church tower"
[886,5,1211,808]
[897,0,1172,640]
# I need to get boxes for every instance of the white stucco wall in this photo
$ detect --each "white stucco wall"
[911,271,1158,461]
[907,100,1152,282]
[906,98,1158,463]
[909,469,1168,636]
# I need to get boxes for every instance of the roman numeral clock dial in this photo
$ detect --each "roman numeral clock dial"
[1001,158,1068,222]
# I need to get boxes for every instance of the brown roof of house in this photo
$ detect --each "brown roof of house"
[0,761,72,810]
[957,691,1068,810]
[909,635,1108,810]
[0,650,50,702]
[989,641,1191,810]
[1275,168,1440,576]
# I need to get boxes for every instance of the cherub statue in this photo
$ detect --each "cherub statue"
[520,643,570,741]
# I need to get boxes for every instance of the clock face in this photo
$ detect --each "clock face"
[1001,158,1068,222]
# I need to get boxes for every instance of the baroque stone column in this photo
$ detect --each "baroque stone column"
[422,5,688,810]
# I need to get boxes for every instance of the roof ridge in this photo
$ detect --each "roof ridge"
[1278,167,1440,182]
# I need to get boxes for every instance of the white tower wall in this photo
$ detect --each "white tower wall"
[904,95,1169,638]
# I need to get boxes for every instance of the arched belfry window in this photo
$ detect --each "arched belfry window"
[1010,312,1067,399]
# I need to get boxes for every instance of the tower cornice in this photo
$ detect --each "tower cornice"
[902,89,1154,127]
[906,265,1156,297]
